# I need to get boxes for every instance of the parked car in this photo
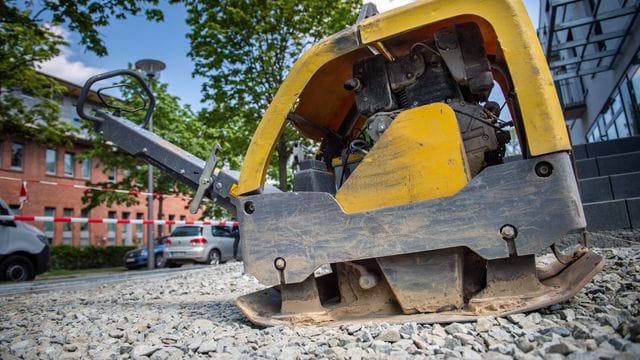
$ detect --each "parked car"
[164,224,240,267]
[0,198,51,281]
[123,236,168,270]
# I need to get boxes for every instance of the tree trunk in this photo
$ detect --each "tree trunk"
[157,196,164,236]
[276,140,291,191]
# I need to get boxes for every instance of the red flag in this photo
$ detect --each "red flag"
[19,181,28,209]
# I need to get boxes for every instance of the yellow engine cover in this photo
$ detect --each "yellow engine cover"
[335,103,470,214]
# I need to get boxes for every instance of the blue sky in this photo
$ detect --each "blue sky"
[39,0,541,112]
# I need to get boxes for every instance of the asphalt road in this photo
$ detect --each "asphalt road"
[0,265,206,297]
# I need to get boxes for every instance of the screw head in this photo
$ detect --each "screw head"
[274,257,286,270]
[500,225,517,240]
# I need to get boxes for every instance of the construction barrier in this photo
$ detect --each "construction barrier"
[0,175,194,200]
[0,215,238,227]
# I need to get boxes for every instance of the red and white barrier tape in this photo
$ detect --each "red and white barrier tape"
[0,175,192,200]
[0,215,238,227]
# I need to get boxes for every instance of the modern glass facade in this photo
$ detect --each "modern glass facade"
[586,49,640,142]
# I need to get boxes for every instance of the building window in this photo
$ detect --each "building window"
[80,209,90,246]
[81,158,91,179]
[64,152,75,177]
[45,148,57,175]
[135,212,144,246]
[44,207,56,235]
[62,208,74,245]
[107,211,117,246]
[9,204,21,215]
[107,168,117,183]
[44,207,55,239]
[168,214,176,233]
[11,143,24,170]
[587,86,634,142]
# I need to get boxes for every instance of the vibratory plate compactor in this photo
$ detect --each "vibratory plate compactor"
[78,0,604,326]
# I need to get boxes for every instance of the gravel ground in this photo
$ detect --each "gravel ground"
[1,234,639,359]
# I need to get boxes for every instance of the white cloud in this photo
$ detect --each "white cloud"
[36,25,106,85]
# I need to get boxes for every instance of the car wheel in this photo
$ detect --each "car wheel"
[0,255,35,281]
[155,254,166,269]
[207,250,221,265]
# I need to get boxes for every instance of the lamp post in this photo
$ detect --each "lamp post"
[135,59,166,270]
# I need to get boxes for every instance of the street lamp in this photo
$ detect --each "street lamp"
[135,59,166,270]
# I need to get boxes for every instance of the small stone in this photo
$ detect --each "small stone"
[458,346,482,360]
[453,333,476,346]
[572,323,591,339]
[377,329,401,343]
[432,324,448,338]
[560,309,576,322]
[608,337,629,350]
[484,350,512,360]
[346,324,361,335]
[526,313,542,324]
[192,319,215,332]
[62,344,77,352]
[345,347,365,360]
[197,341,217,354]
[371,340,392,354]
[476,317,496,332]
[515,337,534,353]
[132,345,159,358]
[542,327,571,337]
[444,322,467,335]
[411,334,428,350]
[325,347,346,359]
[508,314,526,324]
[566,353,599,360]
[583,339,597,351]
[119,345,133,354]
[545,341,581,355]
[108,330,124,339]
[489,328,513,342]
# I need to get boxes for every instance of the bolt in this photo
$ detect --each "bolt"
[500,225,517,240]
[535,161,553,178]
[142,147,148,153]
[215,182,223,190]
[363,96,369,102]
[343,78,361,92]
[274,257,286,270]
[179,169,185,174]
[359,274,378,290]
[406,72,414,79]
[482,134,490,141]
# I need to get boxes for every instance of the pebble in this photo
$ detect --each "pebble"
[0,244,637,359]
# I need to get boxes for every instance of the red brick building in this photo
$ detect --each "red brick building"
[0,75,200,246]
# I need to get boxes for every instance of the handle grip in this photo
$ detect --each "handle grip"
[76,69,156,128]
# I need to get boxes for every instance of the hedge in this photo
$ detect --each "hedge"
[50,245,136,270]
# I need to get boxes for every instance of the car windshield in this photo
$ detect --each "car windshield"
[171,226,202,237]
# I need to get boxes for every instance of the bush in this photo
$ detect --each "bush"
[50,245,136,270]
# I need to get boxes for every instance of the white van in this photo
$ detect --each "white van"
[0,198,51,281]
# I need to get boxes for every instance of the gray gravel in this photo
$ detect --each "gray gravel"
[1,243,639,359]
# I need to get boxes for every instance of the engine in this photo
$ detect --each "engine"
[341,22,510,178]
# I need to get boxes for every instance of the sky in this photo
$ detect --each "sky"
[37,0,541,112]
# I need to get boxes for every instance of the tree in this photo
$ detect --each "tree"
[0,0,165,146]
[184,0,361,190]
[80,73,220,228]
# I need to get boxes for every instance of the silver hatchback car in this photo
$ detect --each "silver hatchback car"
[164,224,240,266]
